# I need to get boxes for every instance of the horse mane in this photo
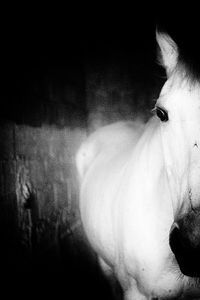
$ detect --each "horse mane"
[177,54,200,85]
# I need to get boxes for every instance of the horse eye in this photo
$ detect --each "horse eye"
[156,107,169,122]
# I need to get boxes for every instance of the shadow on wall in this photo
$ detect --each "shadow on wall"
[86,63,162,132]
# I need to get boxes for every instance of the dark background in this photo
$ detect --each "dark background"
[2,14,158,126]
[2,8,200,125]
[1,6,200,300]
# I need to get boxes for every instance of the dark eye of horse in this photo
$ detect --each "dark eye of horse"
[156,107,169,122]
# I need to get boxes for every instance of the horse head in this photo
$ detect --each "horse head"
[156,31,200,278]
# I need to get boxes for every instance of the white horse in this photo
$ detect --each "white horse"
[76,31,200,299]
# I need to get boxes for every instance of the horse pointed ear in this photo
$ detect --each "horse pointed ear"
[156,31,178,77]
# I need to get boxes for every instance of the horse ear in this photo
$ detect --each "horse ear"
[156,31,178,77]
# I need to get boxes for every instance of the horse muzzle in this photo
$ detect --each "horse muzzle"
[169,209,200,277]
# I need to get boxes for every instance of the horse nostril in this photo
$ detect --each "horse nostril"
[169,224,183,254]
[170,222,179,235]
[169,222,200,277]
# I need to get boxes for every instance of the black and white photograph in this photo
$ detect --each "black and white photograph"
[1,6,200,300]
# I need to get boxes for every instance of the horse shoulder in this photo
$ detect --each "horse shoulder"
[76,121,144,181]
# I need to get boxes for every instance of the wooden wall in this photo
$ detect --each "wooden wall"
[0,123,85,266]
